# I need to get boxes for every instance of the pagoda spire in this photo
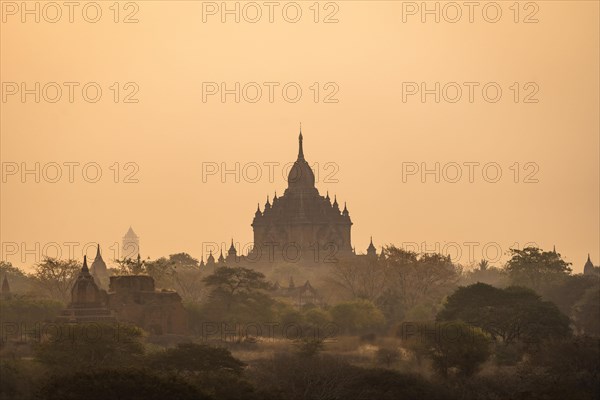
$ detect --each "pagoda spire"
[298,125,304,160]
[367,237,376,257]
[82,255,89,273]
[95,243,103,261]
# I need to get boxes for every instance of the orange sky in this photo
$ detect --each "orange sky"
[1,1,598,272]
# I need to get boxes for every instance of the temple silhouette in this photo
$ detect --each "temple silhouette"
[200,128,379,268]
[58,255,187,334]
[251,129,354,264]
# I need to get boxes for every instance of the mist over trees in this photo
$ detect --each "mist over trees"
[1,245,598,400]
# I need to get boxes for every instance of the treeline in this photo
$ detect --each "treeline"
[1,246,599,399]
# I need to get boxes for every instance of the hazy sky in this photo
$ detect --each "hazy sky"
[1,1,598,272]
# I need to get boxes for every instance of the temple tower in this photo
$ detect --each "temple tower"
[91,244,109,289]
[251,129,353,264]
[122,226,140,259]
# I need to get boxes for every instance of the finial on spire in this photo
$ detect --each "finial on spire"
[298,126,304,160]
[82,255,89,272]
[367,237,376,256]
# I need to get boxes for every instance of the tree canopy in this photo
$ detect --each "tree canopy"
[505,247,571,289]
[437,283,571,344]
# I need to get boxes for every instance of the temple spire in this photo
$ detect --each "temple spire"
[367,237,376,257]
[82,255,89,273]
[298,126,304,160]
[228,239,237,257]
[95,243,103,261]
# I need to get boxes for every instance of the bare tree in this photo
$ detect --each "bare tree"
[171,268,206,303]
[386,246,461,308]
[329,257,387,302]
[30,257,81,303]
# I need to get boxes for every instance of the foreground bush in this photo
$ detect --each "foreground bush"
[37,369,204,400]
[35,323,145,370]
[249,352,453,400]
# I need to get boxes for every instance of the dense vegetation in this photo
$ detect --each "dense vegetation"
[1,246,598,399]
